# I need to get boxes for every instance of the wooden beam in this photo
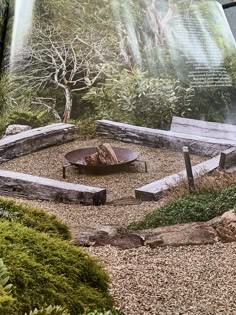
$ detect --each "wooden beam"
[135,149,233,201]
[171,116,236,141]
[0,170,106,205]
[219,147,236,169]
[0,123,76,162]
[96,120,234,157]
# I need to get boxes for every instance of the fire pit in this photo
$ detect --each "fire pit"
[63,146,146,177]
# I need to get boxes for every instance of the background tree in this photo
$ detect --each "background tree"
[11,22,107,122]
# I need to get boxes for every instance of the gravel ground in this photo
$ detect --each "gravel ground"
[14,198,160,234]
[1,138,204,201]
[0,138,205,232]
[5,138,230,315]
[87,244,236,315]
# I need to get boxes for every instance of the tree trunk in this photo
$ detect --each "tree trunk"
[63,87,73,123]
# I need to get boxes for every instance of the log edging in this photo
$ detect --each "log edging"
[0,170,106,205]
[0,123,77,162]
[135,147,236,201]
[96,119,236,201]
[96,120,235,157]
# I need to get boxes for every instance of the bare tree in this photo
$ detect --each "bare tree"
[12,23,106,122]
[145,0,174,46]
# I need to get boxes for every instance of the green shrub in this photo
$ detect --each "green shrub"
[26,305,70,315]
[75,117,96,137]
[0,258,14,314]
[129,184,236,230]
[0,220,113,315]
[7,110,51,128]
[0,198,70,240]
[186,87,232,123]
[83,67,194,129]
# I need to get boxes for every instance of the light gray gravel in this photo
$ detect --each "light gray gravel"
[0,138,204,201]
[3,138,227,315]
[0,138,204,233]
[14,198,160,235]
[88,243,236,315]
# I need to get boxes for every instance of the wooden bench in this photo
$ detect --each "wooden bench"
[171,116,236,142]
[0,170,106,205]
[0,123,76,162]
[96,119,235,157]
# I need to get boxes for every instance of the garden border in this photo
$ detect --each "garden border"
[96,118,236,201]
[0,123,107,205]
[0,123,76,162]
[135,148,236,201]
[0,170,106,205]
[96,119,234,157]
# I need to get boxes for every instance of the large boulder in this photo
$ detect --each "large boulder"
[75,211,236,250]
[5,124,31,136]
[139,222,219,248]
[75,225,144,249]
[211,210,236,242]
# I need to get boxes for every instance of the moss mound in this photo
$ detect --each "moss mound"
[0,220,113,315]
[129,184,236,230]
[0,198,71,240]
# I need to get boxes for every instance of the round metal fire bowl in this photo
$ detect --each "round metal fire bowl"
[65,146,140,174]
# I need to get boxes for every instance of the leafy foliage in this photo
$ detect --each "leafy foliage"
[7,110,51,128]
[26,307,123,315]
[129,184,236,230]
[187,87,232,123]
[0,258,14,315]
[26,305,70,315]
[2,0,236,129]
[0,220,113,315]
[83,67,194,129]
[0,258,13,296]
[0,197,71,240]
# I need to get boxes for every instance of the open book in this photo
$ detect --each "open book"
[0,0,235,128]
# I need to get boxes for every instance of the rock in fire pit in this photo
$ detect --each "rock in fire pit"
[85,143,119,166]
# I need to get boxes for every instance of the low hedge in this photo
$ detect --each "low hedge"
[0,220,113,315]
[0,198,71,240]
[129,184,236,230]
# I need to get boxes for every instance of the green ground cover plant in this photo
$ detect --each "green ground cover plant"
[0,197,70,240]
[0,220,113,315]
[129,184,236,230]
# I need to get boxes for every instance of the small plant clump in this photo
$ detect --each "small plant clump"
[129,184,236,230]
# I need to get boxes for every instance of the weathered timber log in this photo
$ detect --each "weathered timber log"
[171,116,236,141]
[219,147,236,169]
[0,170,106,205]
[96,120,235,157]
[135,154,220,201]
[85,143,119,166]
[0,123,76,162]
